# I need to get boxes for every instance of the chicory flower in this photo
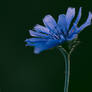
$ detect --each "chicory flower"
[25,7,92,54]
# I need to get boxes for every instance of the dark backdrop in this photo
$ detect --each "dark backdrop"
[0,0,92,92]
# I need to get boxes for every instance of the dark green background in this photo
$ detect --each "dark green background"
[0,0,92,92]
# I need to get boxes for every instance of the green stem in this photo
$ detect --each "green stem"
[58,47,70,92]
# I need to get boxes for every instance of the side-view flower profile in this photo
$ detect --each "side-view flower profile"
[25,7,92,92]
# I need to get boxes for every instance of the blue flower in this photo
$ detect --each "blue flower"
[25,7,92,54]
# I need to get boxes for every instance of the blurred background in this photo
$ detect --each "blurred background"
[0,0,92,92]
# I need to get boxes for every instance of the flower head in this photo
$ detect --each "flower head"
[25,7,92,54]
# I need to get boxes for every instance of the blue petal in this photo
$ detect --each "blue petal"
[57,14,67,34]
[66,7,75,30]
[76,12,92,33]
[43,15,57,33]
[25,39,47,47]
[69,7,82,35]
[74,7,82,25]
[34,39,63,54]
[25,42,35,46]
[29,30,50,38]
[25,42,42,47]
[34,24,50,34]
[25,38,48,43]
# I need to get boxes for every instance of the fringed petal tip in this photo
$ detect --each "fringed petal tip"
[24,39,29,42]
[25,39,35,47]
[67,7,75,10]
[79,7,82,9]
[85,11,92,25]
[25,39,32,43]
[25,39,29,46]
[43,14,57,31]
[25,44,29,46]
[87,12,92,24]
[34,47,41,54]
[67,7,75,14]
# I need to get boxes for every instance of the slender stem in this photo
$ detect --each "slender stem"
[58,47,70,92]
